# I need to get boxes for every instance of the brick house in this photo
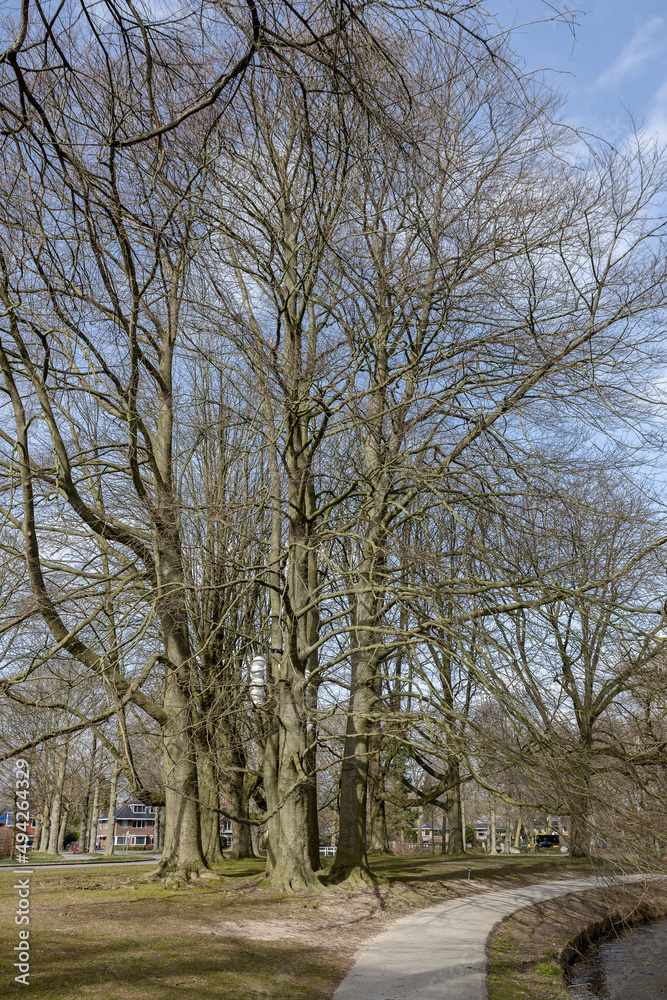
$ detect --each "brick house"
[0,804,37,849]
[96,801,155,850]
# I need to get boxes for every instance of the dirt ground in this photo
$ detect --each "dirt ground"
[0,852,598,999]
[487,881,667,1000]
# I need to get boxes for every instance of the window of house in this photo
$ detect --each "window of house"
[130,836,146,845]
[132,805,147,813]
[115,836,126,846]
[120,820,129,827]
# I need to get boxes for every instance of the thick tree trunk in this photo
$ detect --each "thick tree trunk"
[264,429,320,890]
[263,715,280,875]
[489,801,496,854]
[329,644,377,884]
[226,778,254,860]
[80,736,97,852]
[306,676,321,872]
[444,759,463,854]
[267,656,320,891]
[568,765,594,856]
[35,792,51,853]
[198,754,225,865]
[569,802,591,857]
[368,727,391,853]
[57,804,70,852]
[151,669,210,882]
[47,740,69,854]
[89,780,100,852]
[79,791,89,853]
[105,760,120,856]
[461,797,467,852]
[157,807,165,851]
[38,802,50,853]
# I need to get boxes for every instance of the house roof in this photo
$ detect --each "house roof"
[99,801,155,821]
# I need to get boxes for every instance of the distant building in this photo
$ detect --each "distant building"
[418,821,443,844]
[97,801,155,850]
[0,805,37,847]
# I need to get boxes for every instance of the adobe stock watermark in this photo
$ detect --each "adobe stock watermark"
[12,758,32,986]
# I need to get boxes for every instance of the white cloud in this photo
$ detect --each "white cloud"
[594,17,666,90]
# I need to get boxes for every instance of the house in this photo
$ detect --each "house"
[96,801,155,850]
[0,805,37,847]
[418,821,443,844]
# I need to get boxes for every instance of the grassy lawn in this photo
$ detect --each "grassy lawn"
[487,881,667,1000]
[0,853,593,999]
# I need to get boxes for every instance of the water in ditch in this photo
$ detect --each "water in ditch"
[567,917,667,999]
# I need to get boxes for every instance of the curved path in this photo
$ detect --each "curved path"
[333,875,655,1000]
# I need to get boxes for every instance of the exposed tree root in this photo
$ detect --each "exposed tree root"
[265,867,325,893]
[325,862,385,887]
[141,860,220,888]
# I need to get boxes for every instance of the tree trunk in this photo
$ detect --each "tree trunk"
[198,753,225,865]
[156,807,165,851]
[490,801,496,854]
[89,780,100,852]
[250,821,261,857]
[38,800,50,853]
[263,713,280,875]
[368,727,391,853]
[444,759,463,854]
[569,788,592,857]
[329,644,377,883]
[80,735,97,853]
[35,794,50,854]
[461,796,467,853]
[306,675,321,872]
[226,778,254,860]
[105,759,120,856]
[58,804,70,852]
[152,667,210,881]
[266,654,320,891]
[47,739,69,854]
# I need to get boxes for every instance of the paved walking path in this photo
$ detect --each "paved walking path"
[333,875,658,1000]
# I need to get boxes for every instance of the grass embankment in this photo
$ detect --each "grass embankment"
[0,852,592,999]
[487,880,667,1000]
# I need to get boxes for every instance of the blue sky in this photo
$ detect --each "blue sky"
[492,0,667,141]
